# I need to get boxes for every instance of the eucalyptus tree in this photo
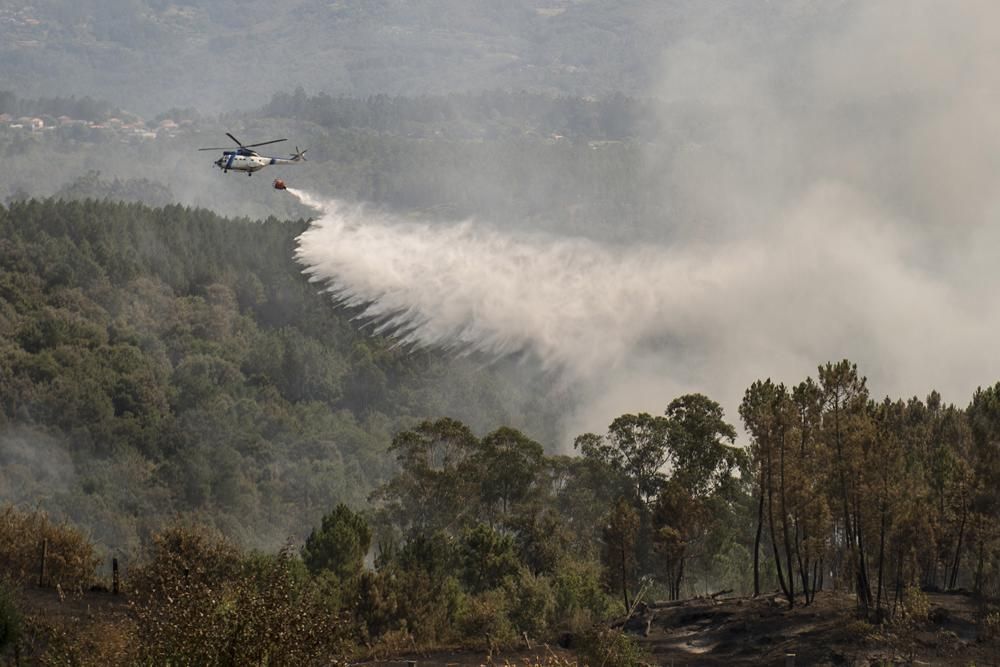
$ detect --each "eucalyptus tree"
[575,412,671,505]
[473,426,545,523]
[603,497,639,611]
[370,417,479,538]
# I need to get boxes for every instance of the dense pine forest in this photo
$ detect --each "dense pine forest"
[0,197,560,554]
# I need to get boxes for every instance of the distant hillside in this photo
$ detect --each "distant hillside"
[0,0,653,112]
[0,0,824,114]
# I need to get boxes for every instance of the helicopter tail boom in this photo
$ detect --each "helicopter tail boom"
[267,147,308,165]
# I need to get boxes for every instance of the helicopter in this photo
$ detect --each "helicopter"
[198,132,307,175]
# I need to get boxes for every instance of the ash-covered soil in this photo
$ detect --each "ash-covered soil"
[13,586,999,666]
[634,589,991,666]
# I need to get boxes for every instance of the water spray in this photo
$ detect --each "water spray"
[287,189,731,377]
[288,183,997,438]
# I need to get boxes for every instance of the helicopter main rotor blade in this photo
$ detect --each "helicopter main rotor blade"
[243,138,287,148]
[200,135,288,151]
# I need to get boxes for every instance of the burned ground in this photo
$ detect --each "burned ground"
[634,590,992,666]
[16,585,997,666]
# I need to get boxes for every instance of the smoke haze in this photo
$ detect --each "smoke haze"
[294,1,1000,438]
[640,0,1000,415]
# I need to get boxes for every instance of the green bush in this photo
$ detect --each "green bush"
[357,563,466,645]
[457,588,515,645]
[503,568,555,637]
[552,557,617,631]
[398,571,465,644]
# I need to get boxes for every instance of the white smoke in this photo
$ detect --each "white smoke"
[293,189,730,375]
[293,2,1000,438]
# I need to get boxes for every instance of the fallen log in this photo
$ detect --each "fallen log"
[647,589,734,610]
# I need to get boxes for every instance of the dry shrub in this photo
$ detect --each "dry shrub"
[497,651,583,666]
[900,585,930,622]
[368,627,416,659]
[887,585,931,663]
[128,522,348,666]
[983,610,1000,640]
[459,588,515,646]
[25,615,136,667]
[841,618,875,640]
[574,626,648,667]
[130,519,243,590]
[0,504,99,589]
[983,610,1000,664]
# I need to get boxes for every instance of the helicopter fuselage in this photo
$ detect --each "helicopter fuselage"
[214,151,285,174]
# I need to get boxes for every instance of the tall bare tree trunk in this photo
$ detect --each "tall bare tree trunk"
[674,557,685,601]
[620,539,630,611]
[766,445,790,599]
[875,491,888,620]
[974,538,985,597]
[948,501,967,590]
[812,559,822,603]
[854,500,873,614]
[779,424,796,608]
[795,518,811,605]
[831,391,861,609]
[754,487,764,597]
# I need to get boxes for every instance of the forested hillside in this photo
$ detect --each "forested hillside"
[1,89,667,240]
[0,198,560,553]
[0,0,699,113]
